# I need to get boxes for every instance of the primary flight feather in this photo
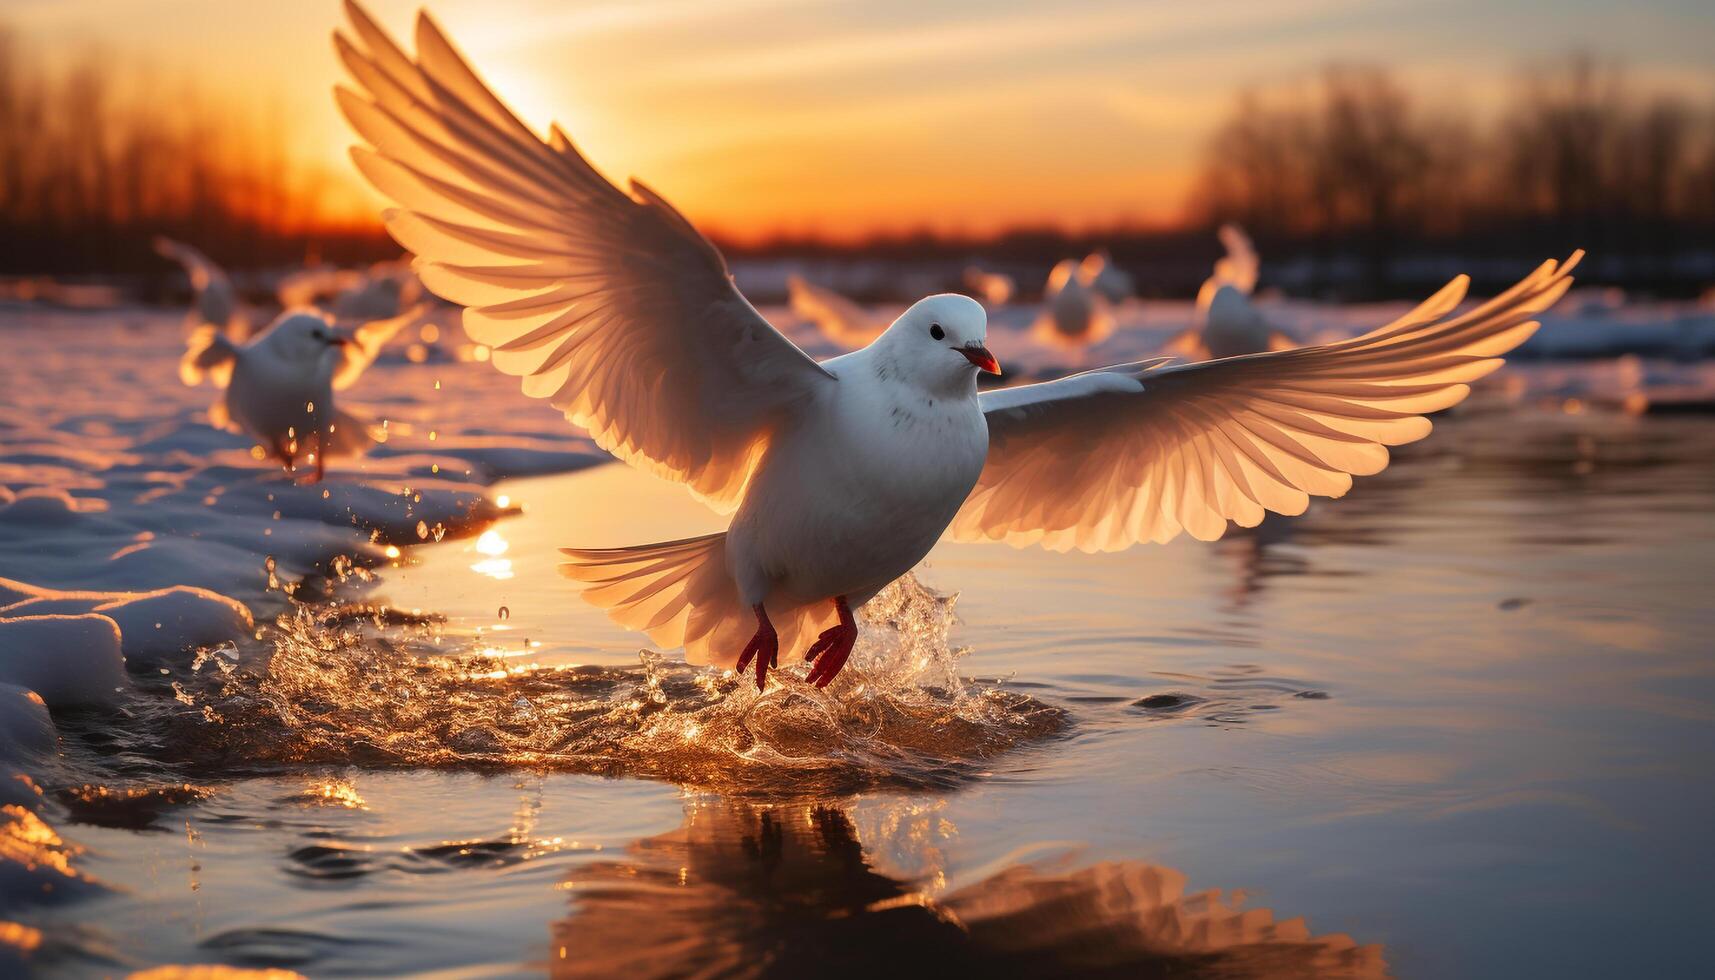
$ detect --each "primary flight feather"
[334,2,1579,690]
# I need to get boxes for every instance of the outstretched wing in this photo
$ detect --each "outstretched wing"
[334,2,832,509]
[953,254,1580,552]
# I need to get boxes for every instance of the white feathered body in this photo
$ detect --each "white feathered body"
[728,345,988,610]
[223,350,336,451]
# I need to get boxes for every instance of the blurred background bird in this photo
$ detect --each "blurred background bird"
[1031,257,1115,355]
[1079,249,1134,305]
[962,265,1016,307]
[1163,224,1297,360]
[787,274,894,348]
[277,257,429,325]
[153,236,250,341]
[180,307,408,481]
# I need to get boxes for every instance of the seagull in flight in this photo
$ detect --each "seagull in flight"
[1165,224,1297,360]
[334,2,1580,689]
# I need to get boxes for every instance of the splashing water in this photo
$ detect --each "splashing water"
[69,575,1064,796]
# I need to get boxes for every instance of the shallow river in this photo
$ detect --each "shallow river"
[27,405,1715,979]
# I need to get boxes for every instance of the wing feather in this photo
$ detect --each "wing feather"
[955,254,1581,552]
[336,2,831,509]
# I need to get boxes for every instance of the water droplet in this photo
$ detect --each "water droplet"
[416,520,429,540]
[498,606,510,621]
[305,400,315,413]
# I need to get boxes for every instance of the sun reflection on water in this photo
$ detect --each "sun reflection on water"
[470,528,514,580]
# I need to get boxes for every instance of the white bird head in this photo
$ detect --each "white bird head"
[253,311,351,374]
[878,293,998,388]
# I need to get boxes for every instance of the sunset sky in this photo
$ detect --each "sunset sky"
[8,0,1715,240]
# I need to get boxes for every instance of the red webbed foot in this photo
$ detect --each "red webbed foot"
[735,604,779,691]
[804,596,858,689]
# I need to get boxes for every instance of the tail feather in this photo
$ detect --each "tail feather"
[561,533,835,669]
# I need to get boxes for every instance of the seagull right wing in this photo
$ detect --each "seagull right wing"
[954,254,1579,552]
[334,2,833,510]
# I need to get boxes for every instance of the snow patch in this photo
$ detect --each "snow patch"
[0,614,128,708]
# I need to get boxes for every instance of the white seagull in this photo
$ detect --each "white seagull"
[1032,258,1115,353]
[335,3,1579,689]
[154,236,249,340]
[1167,224,1296,361]
[787,275,891,348]
[182,309,401,481]
[1080,250,1135,305]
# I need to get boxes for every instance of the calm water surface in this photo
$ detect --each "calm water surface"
[34,408,1715,978]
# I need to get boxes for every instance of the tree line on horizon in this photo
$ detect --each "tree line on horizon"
[1188,55,1715,293]
[2,33,1711,296]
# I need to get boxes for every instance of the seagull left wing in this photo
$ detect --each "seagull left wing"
[953,254,1579,552]
[334,2,833,509]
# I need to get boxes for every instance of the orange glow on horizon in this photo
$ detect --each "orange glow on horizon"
[7,1,1715,241]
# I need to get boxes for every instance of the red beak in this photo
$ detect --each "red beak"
[958,344,1001,375]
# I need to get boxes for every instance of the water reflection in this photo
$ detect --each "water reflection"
[471,527,514,580]
[551,798,1387,979]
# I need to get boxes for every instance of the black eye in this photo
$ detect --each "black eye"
[929,323,945,341]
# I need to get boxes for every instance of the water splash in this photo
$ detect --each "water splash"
[82,575,1064,796]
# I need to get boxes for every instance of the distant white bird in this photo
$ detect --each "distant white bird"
[787,275,891,348]
[181,309,405,481]
[336,3,1580,689]
[1166,224,1295,361]
[1080,250,1134,305]
[154,237,249,340]
[277,257,426,324]
[963,265,1015,307]
[1032,258,1114,352]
